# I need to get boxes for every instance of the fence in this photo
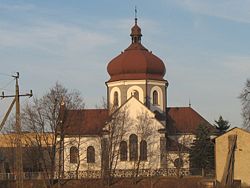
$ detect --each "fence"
[0,172,45,180]
[0,168,214,180]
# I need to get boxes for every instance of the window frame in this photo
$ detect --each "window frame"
[129,134,138,161]
[140,140,147,161]
[120,141,128,161]
[153,90,159,105]
[133,90,139,100]
[87,146,95,163]
[113,91,119,107]
[69,146,79,164]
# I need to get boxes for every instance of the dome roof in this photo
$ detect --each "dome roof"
[107,19,166,82]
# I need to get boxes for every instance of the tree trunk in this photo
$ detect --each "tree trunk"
[202,168,204,177]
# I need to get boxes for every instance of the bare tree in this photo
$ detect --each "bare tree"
[62,135,96,179]
[21,82,85,188]
[165,121,195,178]
[0,125,45,178]
[165,133,191,177]
[239,79,250,130]
[102,106,130,186]
[0,132,16,175]
[131,111,154,184]
[0,116,16,175]
[95,96,108,109]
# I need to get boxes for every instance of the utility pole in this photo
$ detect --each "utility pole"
[0,72,32,188]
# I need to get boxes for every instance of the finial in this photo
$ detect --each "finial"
[189,98,191,107]
[130,6,142,44]
[135,6,137,24]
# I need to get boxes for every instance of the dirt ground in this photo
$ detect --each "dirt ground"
[0,176,209,188]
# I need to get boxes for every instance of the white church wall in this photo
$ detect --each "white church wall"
[126,85,144,102]
[110,87,121,107]
[107,79,167,112]
[168,134,196,148]
[166,152,190,169]
[104,97,165,171]
[63,136,102,172]
[150,85,164,112]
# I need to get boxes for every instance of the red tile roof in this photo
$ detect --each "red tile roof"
[166,107,214,134]
[61,107,213,136]
[107,21,166,82]
[62,109,109,135]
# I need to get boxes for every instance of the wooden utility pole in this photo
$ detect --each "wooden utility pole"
[0,72,32,188]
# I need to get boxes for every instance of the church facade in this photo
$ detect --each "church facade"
[58,18,213,178]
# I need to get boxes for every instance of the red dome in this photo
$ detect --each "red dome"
[107,19,166,82]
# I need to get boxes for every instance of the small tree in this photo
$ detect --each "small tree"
[102,107,129,186]
[239,79,250,130]
[189,124,214,176]
[214,116,230,134]
[22,82,85,188]
[166,134,191,177]
[131,111,154,184]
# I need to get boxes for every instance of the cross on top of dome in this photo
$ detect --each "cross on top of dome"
[106,10,166,82]
[130,7,142,44]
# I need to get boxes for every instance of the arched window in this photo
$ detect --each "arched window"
[87,146,95,163]
[113,91,119,106]
[153,90,158,105]
[70,146,79,164]
[120,141,127,161]
[129,134,138,161]
[132,90,139,100]
[140,140,147,161]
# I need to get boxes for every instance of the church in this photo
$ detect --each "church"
[58,17,213,178]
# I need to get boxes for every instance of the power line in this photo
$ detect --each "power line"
[0,78,15,91]
[0,72,12,77]
[0,72,32,188]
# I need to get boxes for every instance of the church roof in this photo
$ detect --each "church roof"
[107,18,166,82]
[62,109,109,135]
[166,107,214,134]
[61,106,213,136]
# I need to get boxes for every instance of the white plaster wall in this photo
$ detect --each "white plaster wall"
[63,136,102,172]
[107,79,166,108]
[104,97,165,170]
[110,87,121,107]
[168,134,196,148]
[166,152,190,168]
[107,80,166,87]
[127,85,144,103]
[62,97,166,173]
[150,85,163,112]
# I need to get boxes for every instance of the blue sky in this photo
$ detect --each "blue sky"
[0,0,249,127]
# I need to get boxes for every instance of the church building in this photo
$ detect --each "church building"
[58,17,213,178]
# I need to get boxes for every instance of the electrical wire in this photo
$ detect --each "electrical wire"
[0,72,12,77]
[0,78,15,92]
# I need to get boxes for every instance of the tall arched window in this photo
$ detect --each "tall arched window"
[70,146,79,164]
[153,90,159,105]
[129,134,138,161]
[133,90,139,100]
[113,91,119,106]
[140,140,147,161]
[120,141,127,161]
[87,146,95,163]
